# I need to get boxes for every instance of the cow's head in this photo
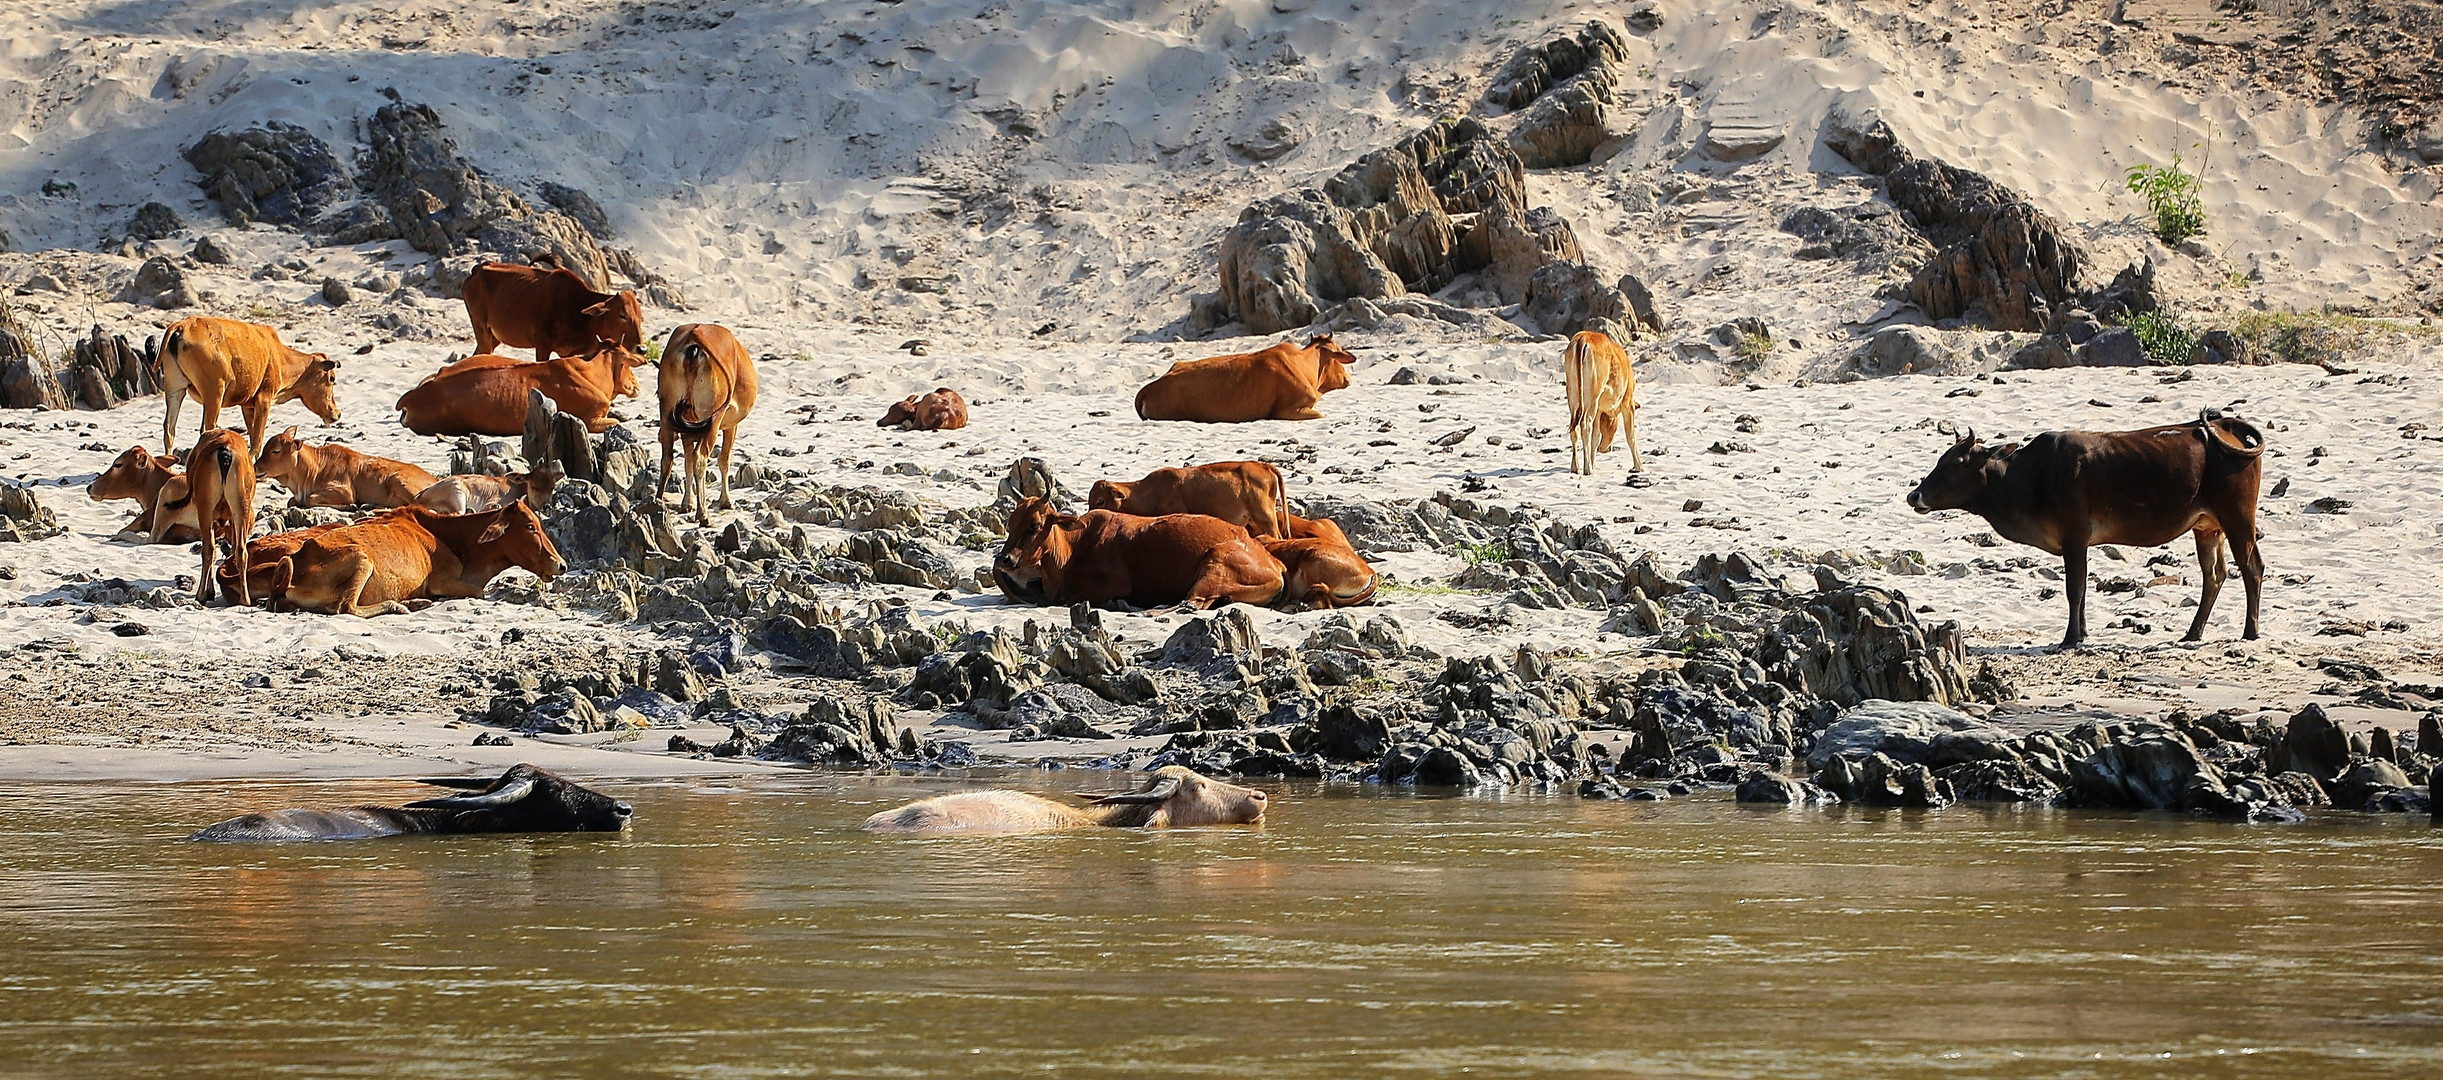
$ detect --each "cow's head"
[586,290,647,355]
[88,445,165,501]
[519,463,565,510]
[877,395,920,429]
[279,355,344,424]
[1084,479,1133,514]
[405,763,633,832]
[1907,428,1996,513]
[594,343,645,400]
[1305,333,1355,392]
[253,426,306,481]
[1078,766,1268,827]
[994,497,1071,601]
[478,501,566,581]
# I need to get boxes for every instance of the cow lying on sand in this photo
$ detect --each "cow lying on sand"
[1133,334,1354,422]
[861,766,1267,834]
[191,764,633,841]
[461,260,645,364]
[879,387,969,431]
[87,445,197,542]
[1906,410,2265,648]
[259,502,564,616]
[158,316,343,460]
[413,464,563,515]
[1088,461,1288,538]
[253,427,438,509]
[994,498,1284,611]
[395,345,641,437]
[1263,534,1378,610]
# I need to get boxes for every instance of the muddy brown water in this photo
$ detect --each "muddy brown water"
[3,773,2440,1079]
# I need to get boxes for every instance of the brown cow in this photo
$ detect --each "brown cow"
[395,345,641,437]
[461,261,645,365]
[1282,513,1352,546]
[878,387,970,431]
[1133,334,1355,423]
[269,502,565,617]
[215,520,354,602]
[159,317,343,460]
[1262,533,1378,611]
[253,427,439,509]
[1088,461,1288,538]
[862,766,1268,834]
[1563,329,1641,474]
[995,498,1284,610]
[182,428,259,607]
[413,464,563,515]
[657,323,761,525]
[1906,410,2265,648]
[86,445,198,542]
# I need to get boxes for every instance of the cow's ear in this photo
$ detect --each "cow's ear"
[316,356,338,371]
[477,519,508,543]
[582,298,615,316]
[282,425,299,439]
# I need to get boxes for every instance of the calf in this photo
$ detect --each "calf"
[395,345,641,437]
[878,387,970,431]
[862,766,1266,834]
[1133,334,1354,423]
[1262,534,1378,610]
[994,498,1284,610]
[1906,411,2265,648]
[272,502,564,617]
[191,764,633,841]
[1088,461,1289,538]
[461,260,646,363]
[1563,329,1641,474]
[656,323,761,525]
[254,427,439,509]
[85,445,197,542]
[182,428,258,607]
[413,464,563,515]
[159,316,343,460]
[1283,513,1352,546]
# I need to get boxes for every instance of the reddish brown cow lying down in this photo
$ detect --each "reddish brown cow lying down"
[1088,461,1287,538]
[878,387,969,431]
[1133,334,1355,423]
[395,346,641,437]
[270,502,564,617]
[1262,534,1378,610]
[861,766,1267,834]
[253,427,438,509]
[86,445,198,543]
[994,498,1284,610]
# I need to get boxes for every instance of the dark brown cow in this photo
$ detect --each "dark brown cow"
[191,764,633,841]
[1088,461,1288,538]
[461,261,645,364]
[878,387,969,431]
[994,498,1284,610]
[1906,410,2265,648]
[1133,335,1354,422]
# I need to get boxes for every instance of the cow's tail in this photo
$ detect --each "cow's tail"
[158,324,185,387]
[1269,467,1290,539]
[2199,408,2265,458]
[1338,570,1379,608]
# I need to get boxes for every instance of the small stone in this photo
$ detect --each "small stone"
[321,277,352,305]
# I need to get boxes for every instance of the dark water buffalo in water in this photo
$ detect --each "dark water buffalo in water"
[1906,410,2265,649]
[189,764,633,842]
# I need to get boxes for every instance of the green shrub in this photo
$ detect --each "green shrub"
[2128,310,2198,366]
[1733,331,1775,366]
[1458,541,1514,568]
[2126,152,2206,245]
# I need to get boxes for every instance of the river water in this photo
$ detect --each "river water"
[3,773,2439,1079]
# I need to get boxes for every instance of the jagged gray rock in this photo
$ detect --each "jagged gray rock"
[115,257,196,309]
[185,123,353,227]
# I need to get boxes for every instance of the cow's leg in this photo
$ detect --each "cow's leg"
[242,398,272,460]
[196,522,220,605]
[1595,405,1618,454]
[2228,520,2264,640]
[473,322,500,358]
[657,431,677,501]
[715,424,738,511]
[687,438,710,526]
[161,385,185,455]
[195,400,222,454]
[2183,527,2228,642]
[2059,543,2089,648]
[333,554,381,617]
[1623,404,1643,472]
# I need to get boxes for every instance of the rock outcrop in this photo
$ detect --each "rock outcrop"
[358,103,616,292]
[185,122,354,228]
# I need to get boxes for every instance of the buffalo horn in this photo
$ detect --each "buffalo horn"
[407,777,537,810]
[1934,419,1957,436]
[414,775,500,790]
[1081,774,1184,805]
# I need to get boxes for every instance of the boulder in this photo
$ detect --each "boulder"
[1805,700,2009,770]
[1483,21,1628,111]
[115,257,197,309]
[1853,325,1956,377]
[184,123,353,227]
[2331,758,2414,811]
[1735,772,1839,805]
[358,103,615,291]
[128,202,183,241]
[1779,203,1929,273]
[1813,751,1951,808]
[1457,202,1582,303]
[1939,758,2059,802]
[0,481,65,542]
[1159,606,1263,673]
[2075,327,2146,367]
[2069,730,2299,822]
[2265,704,2351,782]
[1508,77,1613,169]
[1519,261,1626,337]
[191,235,235,265]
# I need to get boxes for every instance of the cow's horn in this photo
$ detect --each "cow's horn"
[1934,419,1957,436]
[1960,426,1977,444]
[1081,774,1185,805]
[407,777,538,810]
[413,775,499,790]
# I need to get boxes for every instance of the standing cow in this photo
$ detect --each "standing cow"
[158,316,343,461]
[1562,329,1640,474]
[184,428,259,607]
[657,323,760,525]
[1906,410,2265,648]
[461,260,645,364]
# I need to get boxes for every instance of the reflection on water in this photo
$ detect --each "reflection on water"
[2,773,2440,1079]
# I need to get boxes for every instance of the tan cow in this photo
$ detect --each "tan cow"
[413,464,563,515]
[269,502,565,617]
[1261,534,1378,611]
[395,345,642,437]
[216,520,352,602]
[253,428,439,509]
[182,428,259,607]
[461,260,646,365]
[1563,330,1640,474]
[1133,334,1355,423]
[1282,513,1351,546]
[1088,461,1289,538]
[994,498,1285,611]
[861,766,1268,834]
[657,323,760,525]
[86,445,198,542]
[159,317,343,460]
[878,387,970,431]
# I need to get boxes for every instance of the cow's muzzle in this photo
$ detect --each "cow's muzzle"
[1905,488,1930,514]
